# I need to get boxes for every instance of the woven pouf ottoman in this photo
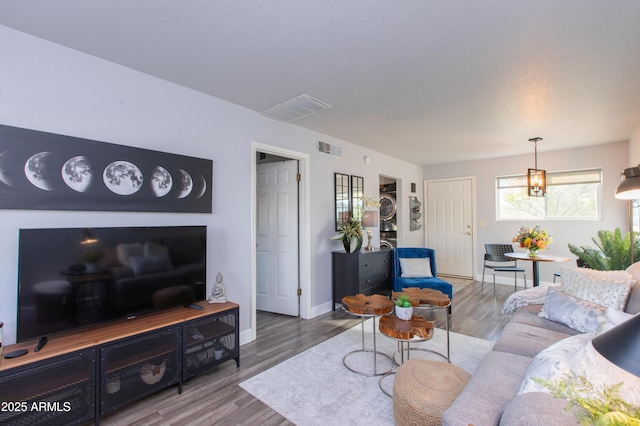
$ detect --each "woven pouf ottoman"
[393,359,471,426]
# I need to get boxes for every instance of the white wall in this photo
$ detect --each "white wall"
[0,26,424,345]
[423,142,630,284]
[629,125,640,166]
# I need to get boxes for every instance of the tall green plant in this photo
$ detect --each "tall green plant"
[568,228,640,270]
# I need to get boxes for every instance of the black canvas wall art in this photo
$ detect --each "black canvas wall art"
[0,124,212,213]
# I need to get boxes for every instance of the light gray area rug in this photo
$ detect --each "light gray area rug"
[240,319,492,426]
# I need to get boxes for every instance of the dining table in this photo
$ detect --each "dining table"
[504,252,570,287]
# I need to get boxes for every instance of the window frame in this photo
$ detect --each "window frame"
[495,168,603,221]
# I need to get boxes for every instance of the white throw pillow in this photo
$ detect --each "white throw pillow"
[559,266,633,310]
[538,287,606,333]
[399,257,433,277]
[521,334,640,408]
[518,333,593,394]
[596,308,635,335]
[569,341,640,406]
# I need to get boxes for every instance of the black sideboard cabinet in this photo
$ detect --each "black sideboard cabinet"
[0,302,239,426]
[332,249,392,309]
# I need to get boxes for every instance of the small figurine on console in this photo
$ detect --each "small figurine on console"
[208,272,227,303]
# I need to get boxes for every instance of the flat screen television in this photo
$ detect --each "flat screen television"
[17,225,207,343]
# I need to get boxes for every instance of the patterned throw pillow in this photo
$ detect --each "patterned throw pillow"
[559,266,633,310]
[569,341,640,406]
[518,332,593,394]
[538,287,606,333]
[520,333,640,408]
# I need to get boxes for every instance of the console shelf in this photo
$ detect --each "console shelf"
[0,301,239,426]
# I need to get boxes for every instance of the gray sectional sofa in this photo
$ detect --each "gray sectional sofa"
[442,275,640,425]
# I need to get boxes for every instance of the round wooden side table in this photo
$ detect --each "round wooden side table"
[341,294,395,377]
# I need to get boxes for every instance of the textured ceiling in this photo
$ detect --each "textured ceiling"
[1,0,639,166]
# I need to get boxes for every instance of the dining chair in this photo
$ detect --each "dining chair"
[481,244,527,298]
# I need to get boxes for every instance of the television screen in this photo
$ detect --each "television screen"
[17,226,206,342]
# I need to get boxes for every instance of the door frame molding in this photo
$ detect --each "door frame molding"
[251,141,311,342]
[424,176,477,279]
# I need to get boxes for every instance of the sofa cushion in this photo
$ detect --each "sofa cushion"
[510,305,581,335]
[538,287,606,333]
[492,322,574,358]
[499,392,579,426]
[559,266,632,310]
[518,332,593,394]
[442,351,532,426]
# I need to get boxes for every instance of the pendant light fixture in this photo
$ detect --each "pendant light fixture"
[527,137,546,197]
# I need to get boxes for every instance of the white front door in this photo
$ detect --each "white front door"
[426,178,474,278]
[256,160,300,316]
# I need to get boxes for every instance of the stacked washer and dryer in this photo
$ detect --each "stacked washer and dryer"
[379,182,397,249]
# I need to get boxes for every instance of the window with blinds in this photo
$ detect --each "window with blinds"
[496,169,602,220]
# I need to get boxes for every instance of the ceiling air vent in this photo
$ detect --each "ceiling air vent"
[261,94,332,122]
[318,141,341,157]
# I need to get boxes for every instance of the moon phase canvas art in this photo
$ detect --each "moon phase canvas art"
[175,168,193,198]
[25,152,55,191]
[0,124,213,212]
[62,155,93,192]
[103,161,143,195]
[150,165,172,197]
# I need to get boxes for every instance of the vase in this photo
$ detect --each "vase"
[343,235,363,253]
[395,305,413,320]
[526,248,540,257]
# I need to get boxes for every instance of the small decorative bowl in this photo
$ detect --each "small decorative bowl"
[140,360,166,385]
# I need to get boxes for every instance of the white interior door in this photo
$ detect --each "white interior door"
[256,160,299,316]
[426,178,474,278]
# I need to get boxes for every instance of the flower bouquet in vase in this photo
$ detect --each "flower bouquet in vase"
[513,224,552,257]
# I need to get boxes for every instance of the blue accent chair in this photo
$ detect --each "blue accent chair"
[392,247,454,301]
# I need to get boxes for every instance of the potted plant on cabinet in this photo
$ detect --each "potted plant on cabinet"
[332,216,363,253]
[395,295,413,320]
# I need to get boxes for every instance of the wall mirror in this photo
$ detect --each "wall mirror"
[335,173,349,231]
[351,175,364,222]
